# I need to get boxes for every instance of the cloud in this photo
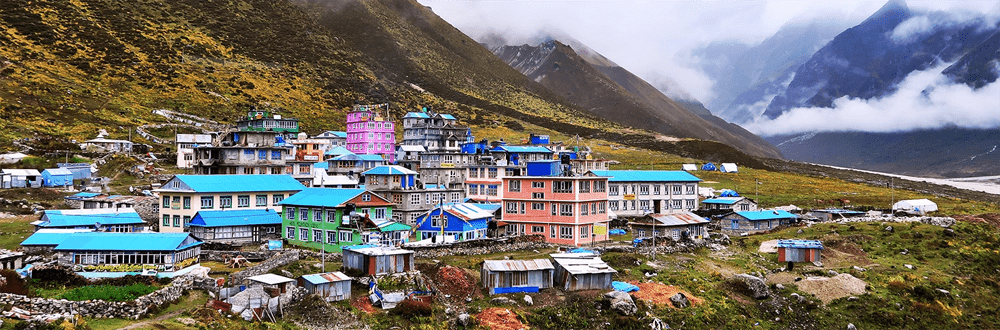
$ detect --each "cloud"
[745,62,1000,136]
[891,10,999,44]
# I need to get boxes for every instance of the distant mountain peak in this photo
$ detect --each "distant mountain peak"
[863,0,910,24]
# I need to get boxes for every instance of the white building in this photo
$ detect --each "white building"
[587,170,701,216]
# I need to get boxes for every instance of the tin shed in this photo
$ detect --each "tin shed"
[246,273,296,293]
[42,168,74,187]
[550,253,617,291]
[342,245,414,276]
[298,272,353,302]
[777,240,823,263]
[481,259,554,295]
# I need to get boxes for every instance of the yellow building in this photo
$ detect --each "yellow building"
[154,175,305,233]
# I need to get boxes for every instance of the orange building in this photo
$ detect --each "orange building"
[500,161,610,246]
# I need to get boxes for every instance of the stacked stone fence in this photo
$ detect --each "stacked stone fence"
[0,275,199,320]
[407,235,551,259]
[230,250,300,286]
[202,249,277,262]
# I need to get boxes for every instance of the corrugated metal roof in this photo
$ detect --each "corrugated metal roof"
[550,254,617,275]
[320,131,348,138]
[777,239,824,249]
[403,112,430,118]
[53,232,202,251]
[301,271,353,285]
[324,146,355,156]
[1,169,41,176]
[648,212,710,226]
[375,220,413,232]
[483,259,554,272]
[490,146,553,153]
[701,197,745,205]
[20,229,92,246]
[189,209,282,227]
[278,188,365,208]
[443,203,495,220]
[174,175,305,193]
[247,273,296,285]
[588,170,701,183]
[40,209,144,227]
[357,154,385,161]
[313,162,329,169]
[72,192,101,198]
[439,114,456,120]
[470,203,501,212]
[43,168,73,175]
[343,245,413,256]
[362,165,417,176]
[736,210,797,221]
[397,145,426,152]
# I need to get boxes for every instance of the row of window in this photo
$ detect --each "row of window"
[505,201,608,216]
[162,215,191,227]
[287,226,353,244]
[608,199,695,211]
[347,121,394,131]
[508,180,607,194]
[404,192,463,205]
[162,194,285,210]
[286,206,387,222]
[523,224,592,239]
[609,184,696,196]
[241,149,284,160]
[347,132,393,141]
[347,143,394,152]
[467,185,498,197]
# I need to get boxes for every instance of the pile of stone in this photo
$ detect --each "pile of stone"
[826,215,955,227]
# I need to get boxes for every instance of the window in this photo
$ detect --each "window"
[560,204,573,216]
[313,229,322,243]
[686,184,696,195]
[314,210,323,222]
[300,228,309,241]
[173,215,180,227]
[162,215,169,226]
[327,231,337,244]
[532,192,545,199]
[672,184,682,195]
[300,208,309,221]
[640,200,650,212]
[639,185,650,195]
[609,185,619,196]
[579,181,591,193]
[237,195,250,208]
[182,197,191,209]
[488,168,498,178]
[532,202,544,210]
[550,225,556,238]
[183,216,191,228]
[551,203,557,216]
[580,225,590,238]
[374,208,386,220]
[244,149,254,156]
[653,185,661,195]
[220,196,233,209]
[272,151,281,159]
[560,226,573,239]
[594,180,606,192]
[637,229,646,238]
[162,196,170,208]
[328,210,337,223]
[553,181,573,193]
[532,181,545,188]
[508,180,521,192]
[339,231,352,243]
[273,194,284,204]
[287,208,297,221]
[196,196,212,210]
[672,199,683,209]
[532,226,544,233]
[451,193,461,203]
[599,201,606,214]
[520,202,526,214]
[286,227,295,239]
[256,195,267,207]
[610,201,619,211]
[581,203,589,215]
[487,185,498,196]
[362,194,371,202]
[258,150,266,160]
[740,203,751,211]
[425,193,432,204]
[686,199,695,209]
[392,194,402,204]
[505,202,518,214]
[410,194,420,205]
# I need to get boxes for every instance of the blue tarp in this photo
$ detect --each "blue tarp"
[612,281,640,292]
[609,229,627,235]
[720,189,740,197]
[491,287,539,294]
[701,163,717,171]
[569,248,597,254]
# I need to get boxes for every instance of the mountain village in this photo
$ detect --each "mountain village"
[0,104,962,330]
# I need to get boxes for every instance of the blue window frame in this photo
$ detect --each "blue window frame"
[258,150,267,160]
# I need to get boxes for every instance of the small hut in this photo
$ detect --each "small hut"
[246,274,296,293]
[481,259,554,295]
[41,168,74,187]
[341,245,414,276]
[550,253,616,291]
[777,239,823,270]
[298,272,353,302]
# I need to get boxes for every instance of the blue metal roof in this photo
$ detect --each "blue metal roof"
[278,188,365,208]
[735,210,797,221]
[588,170,701,183]
[323,131,347,138]
[20,232,80,246]
[324,146,354,156]
[40,210,144,228]
[189,209,282,227]
[53,233,202,251]
[362,165,417,176]
[439,114,456,120]
[357,154,386,161]
[490,145,553,153]
[301,272,352,285]
[777,239,824,249]
[404,112,430,119]
[174,175,305,193]
[701,197,744,205]
[43,168,73,176]
[470,203,501,212]
[72,192,100,198]
[313,162,329,169]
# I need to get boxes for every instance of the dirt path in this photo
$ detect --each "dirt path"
[118,291,203,330]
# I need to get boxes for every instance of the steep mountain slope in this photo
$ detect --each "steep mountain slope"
[763,0,995,118]
[944,30,1000,88]
[0,0,767,167]
[491,40,782,159]
[695,20,848,124]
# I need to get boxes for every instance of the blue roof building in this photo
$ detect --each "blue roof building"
[41,168,74,187]
[153,174,305,233]
[700,196,758,212]
[585,170,702,216]
[489,145,554,166]
[362,165,418,189]
[414,203,493,242]
[50,232,203,278]
[279,188,406,252]
[188,209,283,243]
[721,210,797,234]
[34,209,144,232]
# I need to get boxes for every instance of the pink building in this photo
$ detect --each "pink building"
[346,104,396,163]
[500,166,610,246]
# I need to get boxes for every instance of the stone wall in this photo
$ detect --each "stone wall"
[0,275,199,320]
[202,250,277,262]
[230,250,300,285]
[132,197,159,225]
[407,235,552,259]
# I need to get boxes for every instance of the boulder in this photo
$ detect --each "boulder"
[457,313,471,327]
[847,323,857,330]
[604,291,637,316]
[670,293,689,308]
[490,297,515,305]
[827,270,839,276]
[732,274,771,299]
[523,295,533,306]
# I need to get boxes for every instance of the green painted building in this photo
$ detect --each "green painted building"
[279,188,411,252]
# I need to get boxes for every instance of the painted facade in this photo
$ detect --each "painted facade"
[588,170,701,216]
[500,166,611,246]
[345,104,396,163]
[154,175,305,233]
[280,188,410,252]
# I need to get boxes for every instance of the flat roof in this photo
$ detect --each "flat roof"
[300,272,352,285]
[483,259,554,272]
[248,273,296,285]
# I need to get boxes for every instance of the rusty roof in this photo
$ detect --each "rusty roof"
[638,211,710,227]
[300,271,353,285]
[483,259,554,272]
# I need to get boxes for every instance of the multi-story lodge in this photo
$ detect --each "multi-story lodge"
[361,165,465,226]
[500,161,610,246]
[588,170,701,216]
[175,134,212,168]
[345,104,396,163]
[401,109,471,153]
[280,188,409,252]
[190,129,293,175]
[154,175,305,233]
[465,164,523,203]
[314,131,348,148]
[236,109,300,139]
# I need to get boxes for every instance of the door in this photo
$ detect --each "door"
[653,200,661,213]
[731,220,739,230]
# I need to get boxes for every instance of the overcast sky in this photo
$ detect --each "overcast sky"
[417,0,998,105]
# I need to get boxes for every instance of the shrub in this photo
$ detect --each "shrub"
[390,299,432,318]
[0,270,30,295]
[60,283,158,302]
